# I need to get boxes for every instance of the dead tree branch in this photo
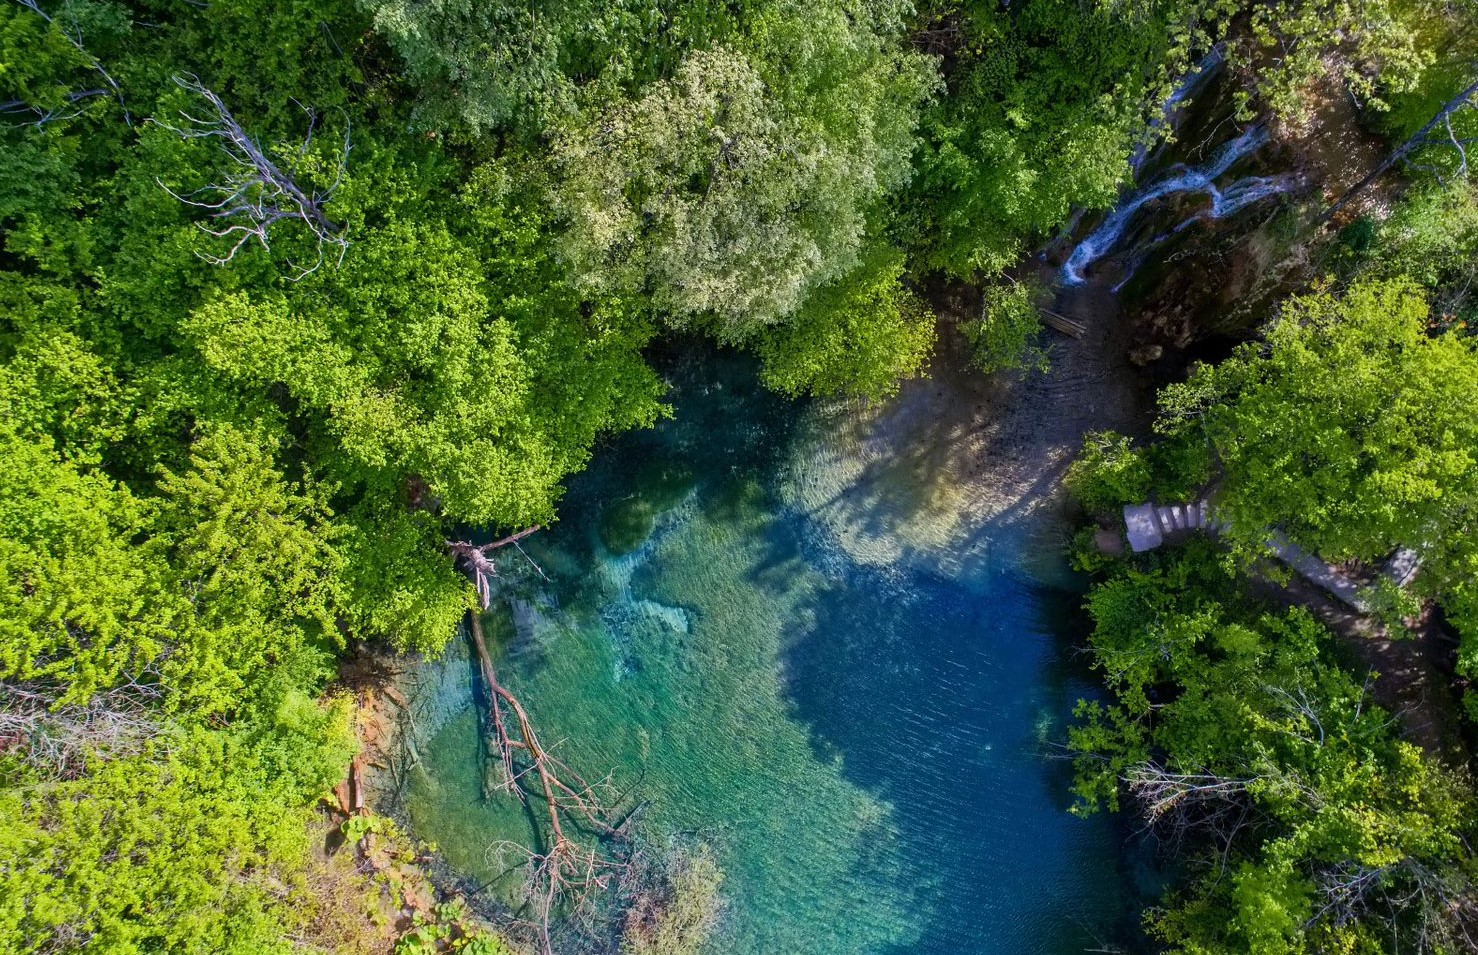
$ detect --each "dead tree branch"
[1124,763,1266,829]
[0,679,163,780]
[1263,683,1326,745]
[446,525,543,610]
[1321,69,1478,222]
[1121,762,1288,863]
[466,610,624,955]
[11,0,130,125]
[0,88,108,128]
[153,75,350,280]
[1306,859,1478,953]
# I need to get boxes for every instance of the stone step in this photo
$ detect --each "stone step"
[1126,499,1225,551]
[1123,504,1164,552]
[1383,547,1421,587]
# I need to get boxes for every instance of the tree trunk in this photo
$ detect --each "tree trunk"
[1319,72,1478,225]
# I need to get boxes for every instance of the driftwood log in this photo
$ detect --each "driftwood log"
[450,527,626,953]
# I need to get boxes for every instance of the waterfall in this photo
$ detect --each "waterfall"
[1061,123,1296,286]
[1129,46,1224,176]
[1045,47,1224,255]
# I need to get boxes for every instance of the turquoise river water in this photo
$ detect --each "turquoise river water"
[397,351,1142,955]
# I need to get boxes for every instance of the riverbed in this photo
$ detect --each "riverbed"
[387,340,1153,954]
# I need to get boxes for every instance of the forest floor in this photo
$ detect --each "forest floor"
[324,649,478,940]
[1276,66,1393,219]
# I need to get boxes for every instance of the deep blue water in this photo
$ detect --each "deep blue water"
[402,352,1138,954]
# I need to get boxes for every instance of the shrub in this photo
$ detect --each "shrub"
[1065,431,1151,515]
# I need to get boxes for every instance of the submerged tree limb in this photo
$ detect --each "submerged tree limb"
[446,525,542,609]
[465,609,625,955]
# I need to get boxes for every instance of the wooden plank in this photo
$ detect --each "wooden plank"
[1039,307,1087,338]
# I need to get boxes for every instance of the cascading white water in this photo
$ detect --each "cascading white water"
[1104,172,1300,292]
[1128,46,1224,176]
[1061,123,1297,286]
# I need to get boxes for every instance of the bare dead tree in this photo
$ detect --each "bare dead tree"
[0,88,108,128]
[1321,69,1478,222]
[1120,761,1298,869]
[10,0,130,125]
[152,75,350,280]
[1125,764,1266,825]
[0,678,163,780]
[1306,858,1478,953]
[1308,861,1396,931]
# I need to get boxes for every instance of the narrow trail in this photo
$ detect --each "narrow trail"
[1255,573,1467,763]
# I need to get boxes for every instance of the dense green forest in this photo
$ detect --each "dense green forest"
[2,0,1478,952]
[1063,269,1478,949]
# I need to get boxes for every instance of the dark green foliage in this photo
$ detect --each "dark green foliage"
[906,0,1456,279]
[1072,546,1478,954]
[1159,279,1478,675]
[1358,181,1478,324]
[359,0,745,138]
[5,0,1478,950]
[1142,435,1215,504]
[0,1,664,948]
[1068,246,1478,953]
[909,0,1200,277]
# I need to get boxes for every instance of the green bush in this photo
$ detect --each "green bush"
[1064,431,1151,515]
[1144,435,1213,501]
[961,280,1049,377]
[754,245,936,400]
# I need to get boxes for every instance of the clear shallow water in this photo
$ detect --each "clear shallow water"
[402,353,1135,955]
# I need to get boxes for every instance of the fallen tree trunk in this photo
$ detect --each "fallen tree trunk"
[465,609,625,954]
[447,525,543,610]
[1319,71,1478,225]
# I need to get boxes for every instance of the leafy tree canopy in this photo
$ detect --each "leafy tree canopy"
[1072,545,1478,955]
[1158,279,1478,660]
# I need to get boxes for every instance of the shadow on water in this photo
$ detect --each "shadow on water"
[775,532,1134,955]
[399,346,1151,955]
